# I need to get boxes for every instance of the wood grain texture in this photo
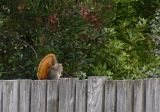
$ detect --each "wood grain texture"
[19,80,31,112]
[0,81,3,112]
[87,76,106,112]
[1,78,160,112]
[133,79,144,112]
[145,78,160,112]
[155,79,160,112]
[75,80,87,112]
[145,79,155,112]
[2,80,19,112]
[104,80,116,112]
[47,80,59,112]
[30,80,47,112]
[59,78,76,112]
[116,80,133,112]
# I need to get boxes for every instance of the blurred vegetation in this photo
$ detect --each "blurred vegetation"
[0,0,160,79]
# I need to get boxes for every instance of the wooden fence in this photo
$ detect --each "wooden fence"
[0,77,160,112]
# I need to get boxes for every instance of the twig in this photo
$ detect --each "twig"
[15,37,38,59]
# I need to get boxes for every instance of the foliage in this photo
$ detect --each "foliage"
[0,0,160,79]
[74,71,87,80]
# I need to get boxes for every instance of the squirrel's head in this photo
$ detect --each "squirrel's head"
[52,63,63,73]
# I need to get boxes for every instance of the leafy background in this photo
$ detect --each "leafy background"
[0,0,160,79]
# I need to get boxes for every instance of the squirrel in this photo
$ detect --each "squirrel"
[37,53,63,80]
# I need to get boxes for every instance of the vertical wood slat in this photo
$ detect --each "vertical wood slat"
[19,80,31,112]
[30,80,47,112]
[155,79,160,112]
[0,81,3,112]
[87,76,106,112]
[2,80,19,112]
[146,79,155,112]
[104,80,116,112]
[116,80,133,112]
[145,79,160,112]
[1,78,160,112]
[75,80,87,112]
[133,80,144,112]
[47,80,59,112]
[59,78,76,112]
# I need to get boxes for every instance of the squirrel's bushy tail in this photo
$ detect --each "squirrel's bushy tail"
[37,53,57,80]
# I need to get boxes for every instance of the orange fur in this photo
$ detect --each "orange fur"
[37,53,57,80]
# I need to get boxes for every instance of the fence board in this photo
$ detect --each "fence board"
[87,76,106,112]
[104,80,116,112]
[0,81,3,112]
[2,80,19,112]
[30,80,47,112]
[133,79,144,112]
[146,79,156,112]
[47,80,59,112]
[145,78,160,112]
[19,80,31,112]
[75,80,87,112]
[116,80,133,112]
[155,79,160,112]
[1,78,160,112]
[59,78,76,112]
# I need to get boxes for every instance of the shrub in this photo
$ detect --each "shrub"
[0,0,159,79]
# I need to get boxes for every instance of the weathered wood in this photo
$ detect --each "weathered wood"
[145,78,160,112]
[30,80,47,112]
[0,81,3,112]
[47,80,59,112]
[59,78,76,112]
[116,80,133,112]
[155,79,160,112]
[133,79,144,112]
[75,80,87,112]
[19,80,31,112]
[104,80,116,112]
[2,80,19,112]
[1,78,160,112]
[87,76,106,112]
[145,79,155,112]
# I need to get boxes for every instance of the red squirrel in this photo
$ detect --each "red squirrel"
[37,53,63,80]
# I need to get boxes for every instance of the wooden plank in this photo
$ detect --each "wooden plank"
[47,80,59,112]
[116,80,133,112]
[30,80,47,112]
[2,80,19,112]
[145,78,156,112]
[19,80,31,112]
[133,79,144,112]
[104,80,116,112]
[87,76,106,112]
[145,78,160,112]
[75,80,87,112]
[0,81,3,112]
[59,78,76,112]
[155,79,160,112]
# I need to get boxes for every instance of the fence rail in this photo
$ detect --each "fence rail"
[0,77,160,112]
